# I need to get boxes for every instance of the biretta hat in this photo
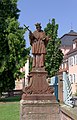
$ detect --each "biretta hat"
[35,23,41,28]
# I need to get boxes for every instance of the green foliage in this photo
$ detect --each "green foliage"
[0,0,30,93]
[0,96,21,102]
[44,18,63,77]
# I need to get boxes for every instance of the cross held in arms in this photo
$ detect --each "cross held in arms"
[24,24,32,33]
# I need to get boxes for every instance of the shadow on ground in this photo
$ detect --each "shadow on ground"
[0,96,21,102]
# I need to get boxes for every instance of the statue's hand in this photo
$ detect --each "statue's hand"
[42,37,46,41]
[29,31,32,35]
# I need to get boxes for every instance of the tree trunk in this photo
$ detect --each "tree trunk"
[0,92,2,98]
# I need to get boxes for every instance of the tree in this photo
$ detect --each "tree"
[0,0,30,94]
[44,19,63,77]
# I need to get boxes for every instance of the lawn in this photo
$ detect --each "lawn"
[0,96,21,120]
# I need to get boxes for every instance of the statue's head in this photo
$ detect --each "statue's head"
[35,23,42,30]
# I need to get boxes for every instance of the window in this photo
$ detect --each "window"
[74,56,75,65]
[61,63,64,69]
[69,74,73,83]
[69,56,74,66]
[75,74,77,83]
[69,74,76,83]
[65,63,67,68]
[73,74,75,83]
[75,55,77,65]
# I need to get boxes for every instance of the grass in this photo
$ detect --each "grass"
[0,96,21,120]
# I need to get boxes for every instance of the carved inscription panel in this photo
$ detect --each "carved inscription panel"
[27,113,48,120]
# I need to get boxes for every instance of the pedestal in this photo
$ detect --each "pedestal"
[20,68,60,120]
[22,68,54,99]
[20,99,61,120]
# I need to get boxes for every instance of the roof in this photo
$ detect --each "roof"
[60,30,77,46]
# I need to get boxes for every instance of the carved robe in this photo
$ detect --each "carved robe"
[29,30,49,67]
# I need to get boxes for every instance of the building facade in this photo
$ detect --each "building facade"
[67,38,77,94]
[58,30,77,102]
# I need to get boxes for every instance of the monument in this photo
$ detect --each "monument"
[20,23,60,120]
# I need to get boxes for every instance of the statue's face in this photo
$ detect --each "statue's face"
[36,26,41,32]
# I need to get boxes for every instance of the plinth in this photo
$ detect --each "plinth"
[20,68,61,120]
[20,99,60,120]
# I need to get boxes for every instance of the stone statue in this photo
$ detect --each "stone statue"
[22,23,54,97]
[29,23,49,68]
[21,23,60,120]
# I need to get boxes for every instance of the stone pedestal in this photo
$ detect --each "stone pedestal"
[22,68,54,99]
[20,99,61,120]
[20,68,60,120]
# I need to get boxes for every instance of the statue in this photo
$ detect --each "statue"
[22,23,54,97]
[29,23,49,68]
[21,23,60,120]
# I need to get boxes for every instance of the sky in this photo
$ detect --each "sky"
[17,0,77,47]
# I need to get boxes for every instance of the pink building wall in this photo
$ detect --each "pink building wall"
[61,48,70,55]
[15,59,29,90]
[69,64,77,94]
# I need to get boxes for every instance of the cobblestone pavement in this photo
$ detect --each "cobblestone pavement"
[60,104,77,120]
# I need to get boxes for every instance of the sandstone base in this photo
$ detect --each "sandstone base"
[20,99,61,120]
